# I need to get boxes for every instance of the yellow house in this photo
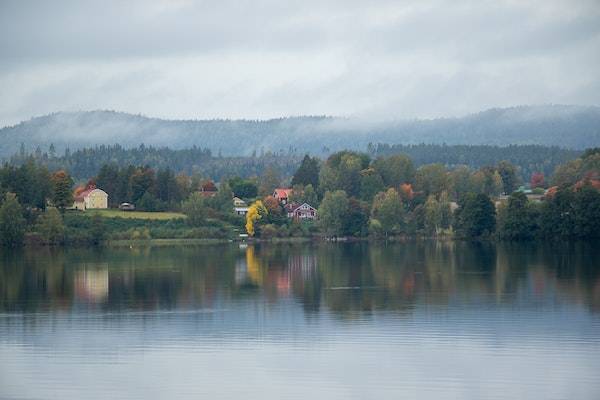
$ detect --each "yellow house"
[73,188,109,210]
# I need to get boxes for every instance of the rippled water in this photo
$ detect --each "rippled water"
[1,242,599,399]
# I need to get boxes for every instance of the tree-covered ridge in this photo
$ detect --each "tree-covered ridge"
[9,143,580,183]
[371,143,580,180]
[1,105,599,159]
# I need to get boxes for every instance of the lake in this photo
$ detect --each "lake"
[1,241,599,399]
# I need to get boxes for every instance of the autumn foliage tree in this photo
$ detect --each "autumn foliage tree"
[531,172,545,189]
[245,200,268,236]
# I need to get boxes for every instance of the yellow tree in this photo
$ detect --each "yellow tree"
[245,200,268,236]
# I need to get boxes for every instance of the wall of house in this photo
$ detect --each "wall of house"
[84,191,108,209]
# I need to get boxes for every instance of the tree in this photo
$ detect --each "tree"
[531,172,545,189]
[291,155,320,189]
[424,195,441,234]
[371,188,404,236]
[229,177,258,199]
[359,168,385,201]
[415,164,448,196]
[373,154,415,187]
[497,161,519,194]
[540,188,575,238]
[572,184,600,238]
[454,193,496,238]
[96,164,120,206]
[319,151,368,197]
[246,200,268,236]
[496,192,539,240]
[129,166,155,204]
[137,191,161,211]
[206,182,234,213]
[318,190,349,237]
[290,184,319,206]
[343,198,369,236]
[0,193,25,247]
[259,166,281,197]
[51,170,73,211]
[36,208,65,244]
[182,192,207,226]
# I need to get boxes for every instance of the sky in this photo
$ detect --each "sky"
[1,0,599,127]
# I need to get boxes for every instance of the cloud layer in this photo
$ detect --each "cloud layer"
[1,0,599,126]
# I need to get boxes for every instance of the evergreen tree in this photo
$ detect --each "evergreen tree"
[291,155,320,188]
[51,170,73,211]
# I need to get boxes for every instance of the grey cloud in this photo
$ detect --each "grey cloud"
[0,0,599,126]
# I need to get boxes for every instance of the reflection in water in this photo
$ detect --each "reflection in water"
[74,267,109,303]
[0,242,599,399]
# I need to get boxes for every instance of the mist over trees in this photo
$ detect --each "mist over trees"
[1,105,599,160]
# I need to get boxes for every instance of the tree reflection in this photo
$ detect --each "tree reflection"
[0,242,599,315]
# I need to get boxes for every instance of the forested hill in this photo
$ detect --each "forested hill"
[1,105,599,159]
[10,143,579,183]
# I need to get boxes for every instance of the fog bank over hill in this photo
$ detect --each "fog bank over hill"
[1,105,599,159]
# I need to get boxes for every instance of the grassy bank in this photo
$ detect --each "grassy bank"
[82,209,186,220]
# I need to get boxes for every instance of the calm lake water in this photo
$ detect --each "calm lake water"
[1,241,599,399]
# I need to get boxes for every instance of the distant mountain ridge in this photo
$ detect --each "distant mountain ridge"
[1,105,599,159]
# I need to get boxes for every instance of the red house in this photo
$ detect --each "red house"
[273,188,293,204]
[285,202,317,220]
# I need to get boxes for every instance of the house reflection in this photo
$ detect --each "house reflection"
[74,267,109,303]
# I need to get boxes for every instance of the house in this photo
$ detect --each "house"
[273,188,293,204]
[233,197,247,207]
[235,206,249,216]
[73,188,108,210]
[233,197,249,216]
[285,202,317,220]
[199,180,218,197]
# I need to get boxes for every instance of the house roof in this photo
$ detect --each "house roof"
[287,202,316,212]
[274,188,293,198]
[74,188,107,201]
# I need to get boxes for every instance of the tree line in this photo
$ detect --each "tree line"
[8,142,580,184]
[0,148,598,246]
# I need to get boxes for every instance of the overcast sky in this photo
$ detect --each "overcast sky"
[1,0,599,127]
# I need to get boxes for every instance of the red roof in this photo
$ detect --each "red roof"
[274,188,293,198]
[74,188,97,201]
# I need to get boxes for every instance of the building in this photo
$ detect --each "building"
[199,180,218,197]
[285,202,317,220]
[233,197,249,216]
[233,197,247,207]
[273,188,293,204]
[73,188,108,210]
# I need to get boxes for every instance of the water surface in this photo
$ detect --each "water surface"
[1,242,599,399]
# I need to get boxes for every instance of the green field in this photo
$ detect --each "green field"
[83,209,187,220]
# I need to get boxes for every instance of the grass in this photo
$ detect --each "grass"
[83,209,186,220]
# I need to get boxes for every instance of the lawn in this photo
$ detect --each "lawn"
[83,209,187,220]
